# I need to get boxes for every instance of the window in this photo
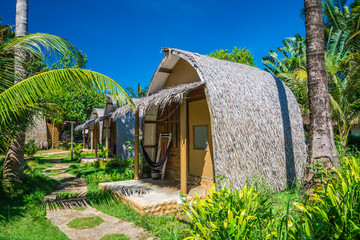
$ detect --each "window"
[193,126,208,149]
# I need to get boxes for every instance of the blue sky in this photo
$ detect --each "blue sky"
[1,0,306,90]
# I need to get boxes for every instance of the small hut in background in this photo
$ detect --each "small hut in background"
[76,97,138,160]
[113,48,307,192]
[25,115,59,149]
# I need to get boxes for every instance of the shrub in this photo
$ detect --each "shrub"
[293,157,360,239]
[73,143,84,159]
[105,159,133,168]
[85,169,134,185]
[24,140,38,157]
[98,146,110,158]
[182,184,273,239]
[105,160,123,168]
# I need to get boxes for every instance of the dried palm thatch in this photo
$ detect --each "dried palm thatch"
[121,48,307,191]
[111,82,205,119]
[74,108,104,131]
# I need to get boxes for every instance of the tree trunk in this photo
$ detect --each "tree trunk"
[2,0,29,184]
[302,0,340,190]
[2,130,25,184]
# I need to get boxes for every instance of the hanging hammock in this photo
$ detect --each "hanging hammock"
[141,138,173,168]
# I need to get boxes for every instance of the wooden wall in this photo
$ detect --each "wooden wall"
[46,122,59,147]
[155,103,181,180]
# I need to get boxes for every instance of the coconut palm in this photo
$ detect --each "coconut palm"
[126,83,147,97]
[0,33,130,184]
[323,0,360,51]
[303,0,340,189]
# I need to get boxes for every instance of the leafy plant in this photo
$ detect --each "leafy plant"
[24,140,38,157]
[73,143,84,159]
[293,157,360,239]
[182,183,272,239]
[98,145,110,159]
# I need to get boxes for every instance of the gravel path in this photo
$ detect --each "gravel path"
[44,163,151,240]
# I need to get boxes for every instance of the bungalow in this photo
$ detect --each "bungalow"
[112,48,307,194]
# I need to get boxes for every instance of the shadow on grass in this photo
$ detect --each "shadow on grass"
[0,171,60,222]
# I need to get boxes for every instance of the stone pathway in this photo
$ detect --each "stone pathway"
[44,163,151,240]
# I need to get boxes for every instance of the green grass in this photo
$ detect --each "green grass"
[0,170,69,239]
[99,233,130,240]
[65,162,134,185]
[73,206,86,211]
[67,216,105,229]
[0,153,73,239]
[270,187,301,215]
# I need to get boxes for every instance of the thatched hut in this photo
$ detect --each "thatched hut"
[113,48,307,192]
[25,115,59,149]
[75,97,139,159]
[76,108,104,150]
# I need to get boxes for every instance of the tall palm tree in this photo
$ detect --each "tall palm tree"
[303,0,340,189]
[3,0,29,183]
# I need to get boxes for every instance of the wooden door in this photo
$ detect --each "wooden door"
[188,99,213,180]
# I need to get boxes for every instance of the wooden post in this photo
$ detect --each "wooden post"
[90,128,94,151]
[52,121,55,149]
[70,122,74,161]
[134,111,139,180]
[83,129,86,150]
[94,124,98,157]
[180,101,188,194]
[105,119,109,161]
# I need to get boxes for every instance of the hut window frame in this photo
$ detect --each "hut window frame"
[193,125,208,150]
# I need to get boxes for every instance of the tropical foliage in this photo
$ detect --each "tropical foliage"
[262,0,360,148]
[126,83,147,98]
[183,156,360,239]
[208,46,256,66]
[24,140,38,157]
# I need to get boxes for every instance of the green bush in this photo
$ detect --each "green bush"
[293,157,360,239]
[24,140,38,157]
[105,159,133,168]
[183,156,360,239]
[183,184,273,239]
[85,169,134,185]
[73,143,84,159]
[105,160,123,168]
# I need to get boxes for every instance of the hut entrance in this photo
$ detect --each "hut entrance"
[188,98,214,186]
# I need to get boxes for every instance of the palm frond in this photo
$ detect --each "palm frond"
[0,68,131,124]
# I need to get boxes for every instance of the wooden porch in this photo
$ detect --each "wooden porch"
[99,179,211,215]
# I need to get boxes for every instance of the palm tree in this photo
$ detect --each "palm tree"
[303,0,340,189]
[263,30,356,149]
[126,83,147,97]
[4,0,29,183]
[0,33,130,184]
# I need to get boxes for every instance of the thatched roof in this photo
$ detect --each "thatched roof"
[74,108,105,131]
[112,82,205,119]
[129,48,306,191]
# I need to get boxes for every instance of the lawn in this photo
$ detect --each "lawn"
[0,150,304,240]
[0,150,188,239]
